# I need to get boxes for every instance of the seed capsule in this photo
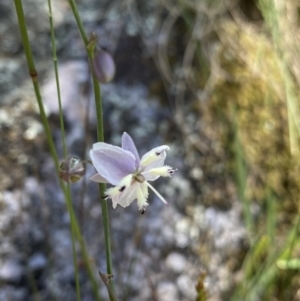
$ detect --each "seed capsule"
[93,50,116,83]
[59,156,85,183]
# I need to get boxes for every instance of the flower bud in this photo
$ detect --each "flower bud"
[59,156,85,183]
[93,50,116,83]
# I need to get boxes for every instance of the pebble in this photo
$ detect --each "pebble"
[0,259,24,284]
[156,282,179,301]
[0,287,28,301]
[177,274,196,299]
[165,252,187,273]
[28,253,47,272]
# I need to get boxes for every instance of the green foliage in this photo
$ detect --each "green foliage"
[172,0,300,298]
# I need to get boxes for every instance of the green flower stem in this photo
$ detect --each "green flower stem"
[67,0,115,298]
[65,185,102,301]
[47,2,81,297]
[66,186,81,301]
[48,0,67,157]
[87,35,114,278]
[14,1,102,300]
[88,33,116,299]
[14,0,59,174]
[68,0,88,45]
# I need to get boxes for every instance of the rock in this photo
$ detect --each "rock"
[0,286,28,301]
[165,252,186,274]
[156,282,179,301]
[177,274,196,299]
[28,253,47,272]
[0,259,24,284]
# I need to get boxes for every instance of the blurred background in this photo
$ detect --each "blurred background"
[0,0,300,300]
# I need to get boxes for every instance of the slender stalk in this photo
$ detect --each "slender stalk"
[14,1,102,300]
[47,2,81,299]
[99,271,118,301]
[14,0,59,174]
[48,5,81,299]
[60,180,102,300]
[231,104,253,233]
[67,0,116,298]
[266,188,275,243]
[87,36,115,295]
[66,187,81,301]
[68,0,88,45]
[48,0,67,157]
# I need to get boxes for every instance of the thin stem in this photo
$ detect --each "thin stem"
[66,185,81,301]
[68,0,89,45]
[99,271,118,301]
[14,0,59,174]
[48,0,80,299]
[14,1,101,300]
[231,104,253,234]
[63,187,102,300]
[67,1,116,298]
[87,37,115,294]
[48,0,67,157]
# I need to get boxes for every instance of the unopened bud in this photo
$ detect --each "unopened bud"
[93,50,116,83]
[59,156,85,183]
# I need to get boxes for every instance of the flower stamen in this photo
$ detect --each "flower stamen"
[168,168,177,175]
[145,181,169,206]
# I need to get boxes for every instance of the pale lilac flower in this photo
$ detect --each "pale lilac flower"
[89,132,176,212]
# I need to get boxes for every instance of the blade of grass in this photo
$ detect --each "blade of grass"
[277,258,300,269]
[259,0,300,154]
[266,187,276,243]
[231,104,253,233]
[232,213,300,301]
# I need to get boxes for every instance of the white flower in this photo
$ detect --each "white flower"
[89,132,176,212]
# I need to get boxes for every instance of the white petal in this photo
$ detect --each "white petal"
[136,182,149,210]
[105,174,133,198]
[112,182,139,208]
[140,145,170,171]
[142,165,174,181]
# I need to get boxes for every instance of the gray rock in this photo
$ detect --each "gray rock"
[177,274,197,299]
[156,282,179,301]
[165,252,187,273]
[28,253,47,272]
[0,259,24,283]
[0,286,28,301]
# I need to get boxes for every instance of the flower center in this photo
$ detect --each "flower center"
[133,173,145,183]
